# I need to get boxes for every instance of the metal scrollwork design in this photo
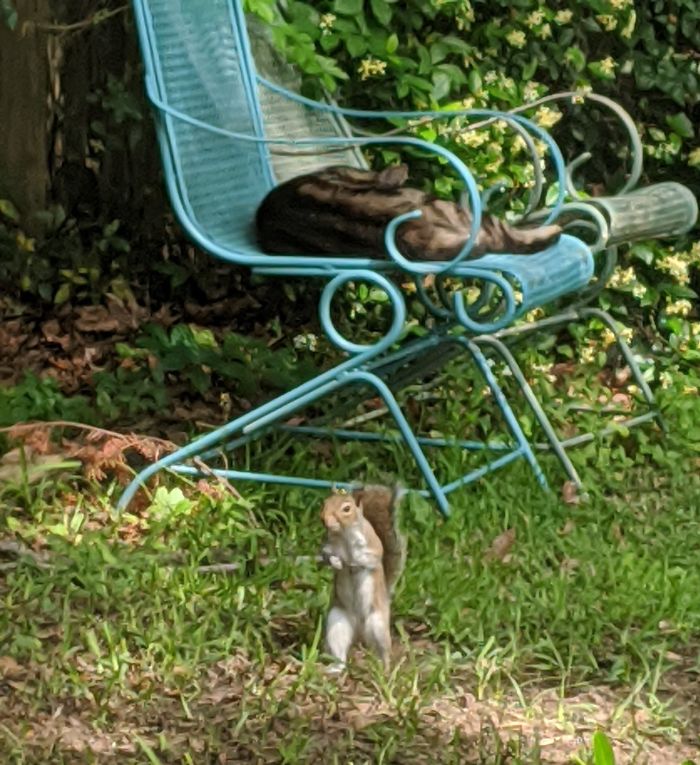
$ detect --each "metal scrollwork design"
[319,270,407,355]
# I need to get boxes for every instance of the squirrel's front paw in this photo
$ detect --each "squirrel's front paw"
[328,555,343,570]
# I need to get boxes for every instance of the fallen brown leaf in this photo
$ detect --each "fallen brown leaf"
[559,557,580,574]
[41,319,71,350]
[484,528,515,562]
[561,481,580,505]
[74,295,148,334]
[558,519,576,536]
[0,655,25,679]
[611,392,632,410]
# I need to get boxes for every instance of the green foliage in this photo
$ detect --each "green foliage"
[0,0,17,30]
[241,0,700,356]
[0,201,136,305]
[0,324,321,428]
[592,731,616,765]
[245,0,699,187]
[133,322,318,396]
[2,417,700,759]
[0,375,93,428]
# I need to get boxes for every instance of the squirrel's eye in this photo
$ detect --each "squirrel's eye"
[341,504,351,513]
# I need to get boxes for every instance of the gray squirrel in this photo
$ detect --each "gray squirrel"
[319,485,407,672]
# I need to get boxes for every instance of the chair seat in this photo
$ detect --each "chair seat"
[468,233,594,313]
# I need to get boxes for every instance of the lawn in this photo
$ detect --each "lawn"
[1,381,699,763]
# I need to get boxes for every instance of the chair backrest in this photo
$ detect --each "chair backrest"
[248,17,367,183]
[132,0,365,258]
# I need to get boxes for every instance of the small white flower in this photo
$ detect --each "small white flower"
[535,106,563,129]
[506,30,526,49]
[319,13,336,33]
[511,135,527,154]
[523,82,540,102]
[658,254,690,285]
[293,333,319,351]
[456,130,488,148]
[665,299,693,317]
[525,10,544,28]
[632,283,647,300]
[357,58,387,81]
[597,14,617,31]
[608,266,635,288]
[525,307,544,322]
[581,345,597,363]
[599,57,617,76]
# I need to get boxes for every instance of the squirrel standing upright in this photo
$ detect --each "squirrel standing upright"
[319,484,407,671]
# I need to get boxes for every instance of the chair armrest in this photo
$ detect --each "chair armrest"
[509,91,644,199]
[255,74,568,224]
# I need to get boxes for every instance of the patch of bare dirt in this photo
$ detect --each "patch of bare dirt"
[2,649,699,764]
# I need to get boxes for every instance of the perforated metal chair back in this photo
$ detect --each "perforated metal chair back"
[134,0,367,258]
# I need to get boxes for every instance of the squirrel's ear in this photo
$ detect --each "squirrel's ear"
[356,498,364,516]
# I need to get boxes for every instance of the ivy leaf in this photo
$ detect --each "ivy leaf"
[370,0,392,27]
[665,112,694,139]
[54,283,72,305]
[385,32,398,54]
[629,244,655,265]
[0,0,17,30]
[346,35,367,57]
[468,69,482,95]
[430,41,448,64]
[522,58,537,80]
[437,63,466,86]
[431,71,451,101]
[403,74,433,92]
[0,198,20,223]
[564,46,586,73]
[333,0,363,15]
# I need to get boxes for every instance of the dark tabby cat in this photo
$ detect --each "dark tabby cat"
[256,164,561,260]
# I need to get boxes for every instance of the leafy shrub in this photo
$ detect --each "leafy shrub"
[246,0,699,383]
[246,0,699,186]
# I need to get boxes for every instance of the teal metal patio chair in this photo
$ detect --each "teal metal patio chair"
[119,0,697,515]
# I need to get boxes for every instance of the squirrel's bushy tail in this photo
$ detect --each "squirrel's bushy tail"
[352,484,407,594]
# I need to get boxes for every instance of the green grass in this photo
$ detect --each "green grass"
[1,415,700,764]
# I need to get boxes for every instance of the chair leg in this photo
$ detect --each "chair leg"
[578,307,660,418]
[117,359,451,515]
[474,335,584,490]
[472,308,661,482]
[453,337,549,492]
[116,352,368,511]
[342,370,451,515]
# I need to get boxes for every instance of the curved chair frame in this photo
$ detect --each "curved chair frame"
[119,0,697,514]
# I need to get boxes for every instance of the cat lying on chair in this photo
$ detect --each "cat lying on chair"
[256,164,561,260]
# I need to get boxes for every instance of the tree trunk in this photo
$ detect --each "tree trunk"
[0,0,52,234]
[0,1,165,239]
